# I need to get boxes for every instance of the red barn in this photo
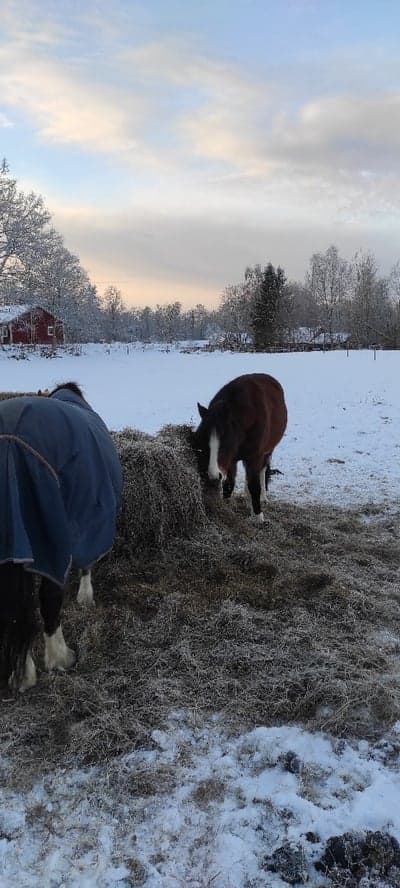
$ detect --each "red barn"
[0,304,64,345]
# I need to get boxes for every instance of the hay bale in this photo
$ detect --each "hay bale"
[0,391,38,400]
[112,426,206,559]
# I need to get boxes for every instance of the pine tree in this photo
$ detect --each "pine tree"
[251,263,286,350]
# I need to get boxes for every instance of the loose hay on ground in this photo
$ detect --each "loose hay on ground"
[1,422,400,783]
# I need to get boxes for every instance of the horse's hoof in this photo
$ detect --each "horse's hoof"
[63,647,76,670]
[44,627,76,672]
[45,646,76,673]
[9,653,37,692]
[77,590,95,606]
[77,575,94,605]
[253,511,265,524]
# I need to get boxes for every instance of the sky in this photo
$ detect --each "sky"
[1,0,400,308]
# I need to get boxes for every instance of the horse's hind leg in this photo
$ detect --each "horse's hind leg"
[260,454,272,504]
[244,461,264,523]
[77,568,94,605]
[222,463,237,499]
[19,651,37,691]
[1,565,38,692]
[39,578,76,672]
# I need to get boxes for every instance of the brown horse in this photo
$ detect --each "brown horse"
[193,373,287,521]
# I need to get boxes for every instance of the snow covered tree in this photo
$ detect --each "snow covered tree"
[103,286,126,341]
[0,160,50,297]
[307,245,350,336]
[349,251,390,347]
[0,161,105,341]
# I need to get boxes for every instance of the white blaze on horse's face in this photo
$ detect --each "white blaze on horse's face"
[208,429,226,480]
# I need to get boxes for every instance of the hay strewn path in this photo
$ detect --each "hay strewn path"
[1,423,400,785]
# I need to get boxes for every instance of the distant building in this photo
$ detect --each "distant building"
[0,304,64,345]
[290,327,350,350]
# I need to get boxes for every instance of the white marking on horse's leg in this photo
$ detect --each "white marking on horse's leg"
[21,652,37,690]
[260,467,267,504]
[44,626,76,672]
[208,429,221,480]
[254,511,265,524]
[77,570,94,605]
[9,652,38,692]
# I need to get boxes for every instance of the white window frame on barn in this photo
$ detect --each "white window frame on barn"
[47,325,54,336]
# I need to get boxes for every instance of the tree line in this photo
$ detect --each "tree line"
[219,247,400,350]
[1,161,400,347]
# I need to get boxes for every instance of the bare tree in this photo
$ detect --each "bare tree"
[103,286,126,341]
[307,245,351,336]
[219,282,253,343]
[348,251,390,346]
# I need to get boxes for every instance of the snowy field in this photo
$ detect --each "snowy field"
[1,343,400,887]
[1,341,400,508]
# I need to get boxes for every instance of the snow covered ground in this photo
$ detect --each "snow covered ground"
[1,715,400,887]
[1,341,400,508]
[1,343,400,887]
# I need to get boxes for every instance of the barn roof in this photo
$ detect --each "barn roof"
[0,303,32,323]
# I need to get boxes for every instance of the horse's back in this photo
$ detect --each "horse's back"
[211,372,284,403]
[0,393,122,585]
[212,372,287,452]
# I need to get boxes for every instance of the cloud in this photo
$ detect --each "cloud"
[269,94,400,175]
[3,2,400,306]
[3,7,398,197]
[52,201,400,309]
[129,38,262,105]
[0,111,13,127]
[0,46,151,159]
[127,37,270,174]
[1,0,69,46]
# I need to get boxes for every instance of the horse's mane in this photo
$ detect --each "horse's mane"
[50,381,85,399]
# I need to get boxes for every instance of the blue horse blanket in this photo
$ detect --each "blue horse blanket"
[0,389,122,586]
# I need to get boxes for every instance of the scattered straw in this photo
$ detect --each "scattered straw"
[1,418,400,785]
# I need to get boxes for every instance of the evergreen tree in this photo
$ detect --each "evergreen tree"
[251,263,286,350]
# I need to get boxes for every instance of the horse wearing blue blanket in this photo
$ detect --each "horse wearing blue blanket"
[0,382,122,691]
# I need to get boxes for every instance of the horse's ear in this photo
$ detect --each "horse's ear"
[197,402,208,419]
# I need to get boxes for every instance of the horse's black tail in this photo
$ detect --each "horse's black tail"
[0,564,38,688]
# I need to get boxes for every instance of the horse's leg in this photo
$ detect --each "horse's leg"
[259,466,267,504]
[39,578,76,672]
[244,460,264,523]
[77,568,94,605]
[0,564,39,692]
[222,463,237,499]
[260,454,272,504]
[19,651,38,691]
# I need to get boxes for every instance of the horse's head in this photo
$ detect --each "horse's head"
[49,381,85,399]
[193,400,238,484]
